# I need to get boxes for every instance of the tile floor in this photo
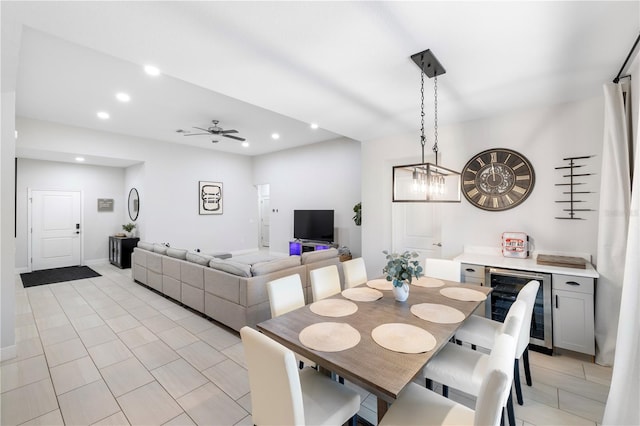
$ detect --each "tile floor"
[1,263,611,425]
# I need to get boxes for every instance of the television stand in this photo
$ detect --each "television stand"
[289,240,334,256]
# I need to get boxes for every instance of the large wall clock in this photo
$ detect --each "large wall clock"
[461,148,535,211]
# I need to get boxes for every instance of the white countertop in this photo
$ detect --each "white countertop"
[454,251,599,279]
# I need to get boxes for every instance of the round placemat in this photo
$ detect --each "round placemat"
[411,303,465,324]
[412,276,445,288]
[309,299,358,317]
[440,287,487,301]
[342,287,383,302]
[299,322,361,352]
[367,279,394,291]
[371,323,436,353]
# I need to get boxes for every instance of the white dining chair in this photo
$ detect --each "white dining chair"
[454,280,540,405]
[310,264,342,301]
[342,257,367,289]
[266,274,314,369]
[424,258,461,281]
[380,333,516,426]
[422,300,526,426]
[241,327,361,426]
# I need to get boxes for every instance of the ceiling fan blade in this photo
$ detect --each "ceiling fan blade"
[224,134,246,141]
[220,129,238,134]
[184,133,210,136]
[193,127,212,132]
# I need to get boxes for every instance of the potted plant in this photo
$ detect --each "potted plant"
[352,202,361,226]
[122,222,136,237]
[383,250,423,302]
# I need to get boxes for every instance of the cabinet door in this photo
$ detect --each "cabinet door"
[552,289,595,355]
[460,263,486,317]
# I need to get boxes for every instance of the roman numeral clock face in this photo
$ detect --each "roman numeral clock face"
[461,149,535,211]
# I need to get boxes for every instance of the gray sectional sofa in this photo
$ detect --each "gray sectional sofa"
[131,243,341,331]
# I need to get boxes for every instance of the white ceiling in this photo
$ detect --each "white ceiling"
[2,1,638,162]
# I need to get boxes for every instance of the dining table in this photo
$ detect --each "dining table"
[257,277,492,423]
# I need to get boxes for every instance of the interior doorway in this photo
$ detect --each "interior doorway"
[29,189,82,271]
[391,202,442,268]
[257,184,270,248]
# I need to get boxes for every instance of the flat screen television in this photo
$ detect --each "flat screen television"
[293,210,334,243]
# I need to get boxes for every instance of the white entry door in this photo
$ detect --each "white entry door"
[30,190,82,271]
[392,203,442,268]
[260,197,270,247]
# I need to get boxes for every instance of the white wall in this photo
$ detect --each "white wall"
[362,96,604,277]
[252,138,362,256]
[16,118,258,256]
[15,159,126,268]
[124,162,144,236]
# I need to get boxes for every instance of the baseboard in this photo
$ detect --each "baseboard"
[84,258,109,266]
[15,266,29,274]
[0,344,17,362]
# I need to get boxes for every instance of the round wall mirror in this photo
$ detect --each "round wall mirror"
[128,188,140,221]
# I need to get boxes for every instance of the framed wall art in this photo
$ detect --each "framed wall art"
[199,181,223,215]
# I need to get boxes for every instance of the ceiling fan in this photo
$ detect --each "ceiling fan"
[179,120,245,143]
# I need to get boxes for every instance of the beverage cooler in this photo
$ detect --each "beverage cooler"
[485,267,553,353]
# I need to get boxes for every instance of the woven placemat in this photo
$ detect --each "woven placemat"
[342,287,383,302]
[309,299,358,317]
[367,279,394,291]
[371,323,436,353]
[412,276,445,288]
[411,303,465,324]
[439,287,486,302]
[299,322,361,352]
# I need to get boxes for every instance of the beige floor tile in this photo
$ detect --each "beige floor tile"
[100,357,154,397]
[582,362,613,386]
[39,323,77,347]
[50,356,101,395]
[15,312,35,327]
[16,324,40,342]
[234,414,254,426]
[95,304,128,320]
[43,337,88,367]
[163,413,196,425]
[151,359,209,399]
[236,393,252,412]
[118,296,146,310]
[19,409,64,425]
[117,381,184,425]
[529,351,586,379]
[0,354,50,392]
[118,325,159,349]
[559,389,605,423]
[69,313,106,331]
[514,398,597,426]
[532,365,610,403]
[221,342,246,368]
[147,297,179,311]
[202,359,250,400]
[197,326,240,351]
[158,326,199,350]
[132,339,181,370]
[58,380,120,425]
[105,314,142,333]
[63,303,96,319]
[87,297,119,310]
[521,378,560,408]
[177,382,248,426]
[1,337,43,364]
[35,313,70,331]
[141,315,179,333]
[176,315,214,334]
[357,405,377,426]
[177,341,226,371]
[160,305,193,321]
[88,339,134,368]
[0,378,58,425]
[78,324,119,347]
[91,411,130,425]
[127,304,160,321]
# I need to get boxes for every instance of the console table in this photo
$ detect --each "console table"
[109,236,139,269]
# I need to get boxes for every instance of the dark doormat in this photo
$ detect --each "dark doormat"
[20,266,101,288]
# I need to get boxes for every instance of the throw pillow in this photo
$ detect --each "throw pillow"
[301,247,338,264]
[153,243,168,255]
[251,256,301,276]
[137,241,154,251]
[186,252,214,266]
[209,259,252,277]
[166,248,188,260]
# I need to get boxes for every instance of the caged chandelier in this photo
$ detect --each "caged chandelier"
[392,49,461,202]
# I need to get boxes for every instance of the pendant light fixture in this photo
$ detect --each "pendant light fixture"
[392,49,461,202]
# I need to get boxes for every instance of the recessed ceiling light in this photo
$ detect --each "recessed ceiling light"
[97,111,110,120]
[241,141,250,148]
[144,65,160,76]
[271,133,280,140]
[310,123,319,129]
[75,157,85,162]
[116,92,131,102]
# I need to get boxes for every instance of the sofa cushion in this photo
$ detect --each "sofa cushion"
[166,248,188,260]
[301,247,338,264]
[186,252,214,266]
[137,241,154,251]
[251,256,301,276]
[209,259,251,277]
[232,253,278,265]
[153,244,168,255]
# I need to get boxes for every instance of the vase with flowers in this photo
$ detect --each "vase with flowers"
[122,222,136,238]
[383,250,423,302]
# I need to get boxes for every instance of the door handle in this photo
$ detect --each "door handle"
[433,243,442,247]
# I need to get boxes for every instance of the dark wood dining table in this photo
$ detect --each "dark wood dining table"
[257,279,492,422]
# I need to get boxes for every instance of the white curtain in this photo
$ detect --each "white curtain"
[595,82,631,366]
[602,85,639,426]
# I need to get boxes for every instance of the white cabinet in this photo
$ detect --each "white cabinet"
[552,274,595,355]
[461,263,487,317]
